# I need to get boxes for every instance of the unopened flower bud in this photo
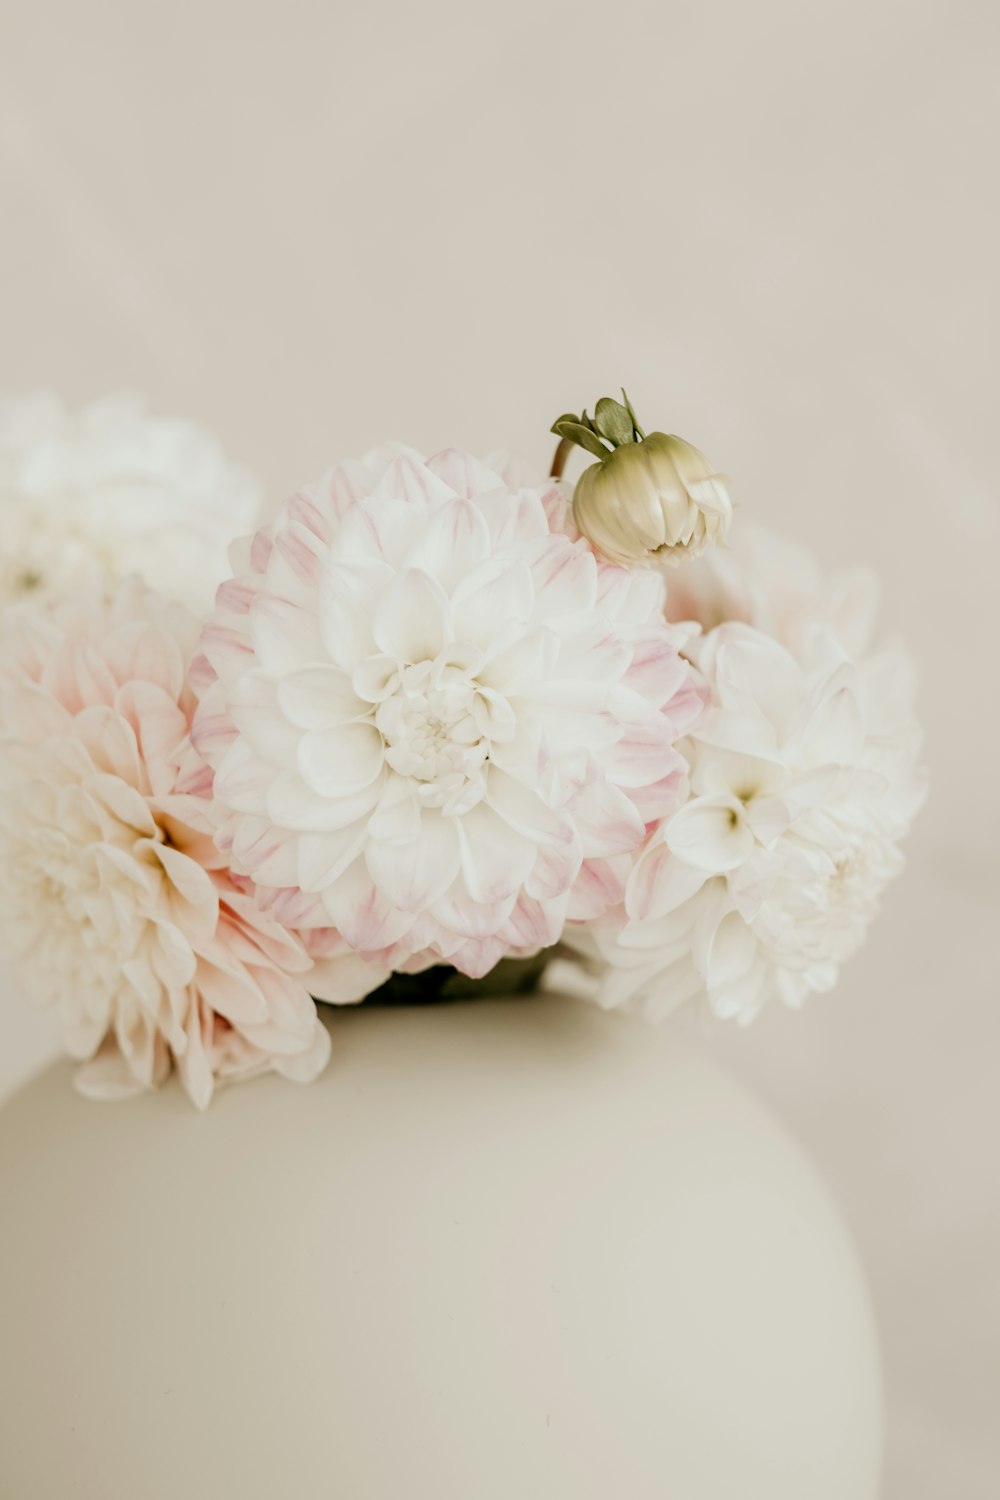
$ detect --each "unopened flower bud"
[551,394,732,568]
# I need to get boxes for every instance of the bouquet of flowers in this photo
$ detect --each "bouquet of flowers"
[0,390,926,1106]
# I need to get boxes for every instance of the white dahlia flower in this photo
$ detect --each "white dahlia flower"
[193,445,704,978]
[0,581,377,1107]
[572,528,927,1020]
[0,393,260,614]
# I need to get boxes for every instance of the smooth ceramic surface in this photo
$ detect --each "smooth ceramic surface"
[0,993,882,1499]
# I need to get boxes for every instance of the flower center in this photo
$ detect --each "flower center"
[374,659,496,812]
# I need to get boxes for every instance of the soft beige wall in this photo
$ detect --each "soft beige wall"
[1,2,998,1493]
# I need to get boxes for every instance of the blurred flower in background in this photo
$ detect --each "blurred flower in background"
[0,393,260,614]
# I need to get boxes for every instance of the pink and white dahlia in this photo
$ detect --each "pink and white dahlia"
[0,393,260,614]
[0,581,371,1107]
[193,445,704,978]
[573,527,927,1020]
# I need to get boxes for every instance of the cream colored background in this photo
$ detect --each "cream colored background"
[1,1,997,1493]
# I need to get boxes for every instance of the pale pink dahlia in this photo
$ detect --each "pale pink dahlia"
[193,445,704,977]
[0,581,373,1107]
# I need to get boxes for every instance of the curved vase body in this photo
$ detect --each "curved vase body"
[0,993,881,1499]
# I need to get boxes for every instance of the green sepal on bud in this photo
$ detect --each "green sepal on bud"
[550,390,647,462]
[549,415,609,462]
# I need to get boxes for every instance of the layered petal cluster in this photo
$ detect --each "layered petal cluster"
[193,445,703,978]
[575,528,927,1020]
[0,581,360,1107]
[0,393,260,614]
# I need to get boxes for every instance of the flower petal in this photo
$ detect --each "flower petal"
[365,810,461,913]
[297,723,385,798]
[665,795,754,872]
[373,568,452,662]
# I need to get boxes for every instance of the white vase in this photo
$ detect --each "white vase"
[0,991,882,1499]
